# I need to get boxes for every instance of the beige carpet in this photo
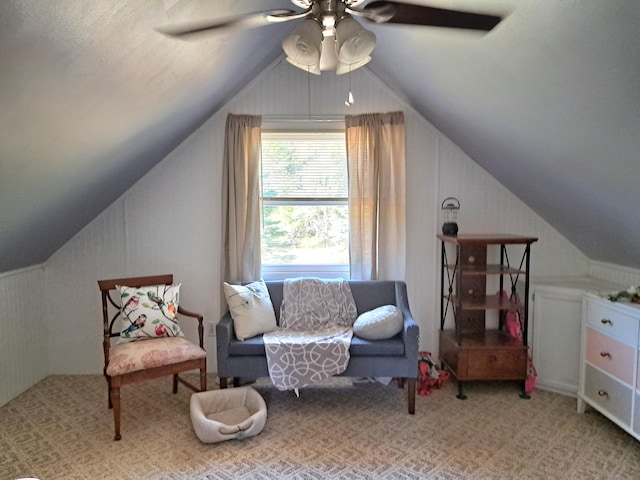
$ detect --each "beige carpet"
[1,374,639,479]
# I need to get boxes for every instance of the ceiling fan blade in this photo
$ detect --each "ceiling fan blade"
[157,9,306,37]
[357,1,502,31]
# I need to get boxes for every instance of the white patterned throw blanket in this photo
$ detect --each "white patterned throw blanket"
[263,278,357,392]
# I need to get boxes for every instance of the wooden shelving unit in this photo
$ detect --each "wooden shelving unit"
[438,233,538,399]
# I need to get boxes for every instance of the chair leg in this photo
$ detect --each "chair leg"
[233,377,240,387]
[200,367,207,391]
[219,377,228,389]
[106,376,113,409]
[172,373,178,393]
[112,385,122,441]
[407,377,416,415]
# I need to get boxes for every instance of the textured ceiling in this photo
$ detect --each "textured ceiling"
[1,0,639,273]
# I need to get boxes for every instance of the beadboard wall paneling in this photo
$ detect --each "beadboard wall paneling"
[589,261,640,287]
[0,266,47,406]
[43,119,224,375]
[44,202,126,374]
[120,126,222,349]
[232,59,403,116]
[438,135,589,278]
[42,60,588,378]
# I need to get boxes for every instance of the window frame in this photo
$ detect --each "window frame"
[260,120,349,280]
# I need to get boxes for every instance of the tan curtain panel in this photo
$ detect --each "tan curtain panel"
[221,114,262,283]
[345,111,406,280]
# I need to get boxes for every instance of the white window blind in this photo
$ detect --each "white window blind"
[260,129,349,279]
[261,132,347,201]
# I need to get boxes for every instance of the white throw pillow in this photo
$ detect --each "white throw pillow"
[223,280,277,341]
[353,305,403,340]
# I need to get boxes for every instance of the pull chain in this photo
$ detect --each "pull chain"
[307,66,312,118]
[345,64,354,106]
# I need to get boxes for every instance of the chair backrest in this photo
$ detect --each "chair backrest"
[98,274,174,340]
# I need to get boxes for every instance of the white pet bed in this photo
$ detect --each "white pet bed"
[190,386,267,443]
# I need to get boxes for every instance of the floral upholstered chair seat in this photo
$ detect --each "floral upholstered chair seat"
[106,337,206,376]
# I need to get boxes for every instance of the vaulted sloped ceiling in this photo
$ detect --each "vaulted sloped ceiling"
[1,0,639,273]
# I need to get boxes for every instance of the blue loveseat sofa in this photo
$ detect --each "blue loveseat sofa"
[216,280,419,413]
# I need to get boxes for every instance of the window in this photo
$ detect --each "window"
[260,127,349,280]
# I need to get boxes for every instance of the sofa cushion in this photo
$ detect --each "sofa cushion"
[228,333,405,357]
[223,280,277,341]
[353,305,403,340]
[349,335,405,355]
[229,336,268,356]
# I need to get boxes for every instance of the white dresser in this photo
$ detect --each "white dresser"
[577,294,640,441]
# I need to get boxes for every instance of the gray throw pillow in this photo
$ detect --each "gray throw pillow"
[353,305,403,340]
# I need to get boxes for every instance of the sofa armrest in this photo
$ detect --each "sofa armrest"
[216,312,234,377]
[395,282,419,377]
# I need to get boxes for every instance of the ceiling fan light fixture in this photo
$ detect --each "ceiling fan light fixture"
[282,18,323,66]
[321,12,337,37]
[336,55,371,75]
[285,56,321,75]
[336,17,376,64]
[319,37,338,71]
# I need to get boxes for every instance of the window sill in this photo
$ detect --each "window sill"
[261,264,349,281]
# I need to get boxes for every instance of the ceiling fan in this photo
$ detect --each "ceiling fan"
[158,0,502,75]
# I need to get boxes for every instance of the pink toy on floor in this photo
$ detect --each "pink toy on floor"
[417,351,449,396]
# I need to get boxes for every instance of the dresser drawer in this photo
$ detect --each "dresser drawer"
[634,391,640,437]
[583,364,632,427]
[585,299,638,343]
[460,347,527,380]
[585,327,635,385]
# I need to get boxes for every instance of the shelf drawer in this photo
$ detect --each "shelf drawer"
[585,327,635,385]
[583,364,632,427]
[460,348,527,380]
[585,299,638,343]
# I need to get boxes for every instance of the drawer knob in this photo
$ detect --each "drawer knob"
[599,352,612,359]
[600,318,613,325]
[598,389,609,398]
[489,355,498,363]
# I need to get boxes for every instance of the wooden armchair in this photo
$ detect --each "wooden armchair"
[98,274,207,440]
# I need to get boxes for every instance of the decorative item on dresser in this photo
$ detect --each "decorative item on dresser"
[577,293,640,441]
[438,233,538,399]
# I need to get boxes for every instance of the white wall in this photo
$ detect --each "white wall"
[0,266,48,405]
[438,135,590,279]
[4,58,640,405]
[36,59,594,378]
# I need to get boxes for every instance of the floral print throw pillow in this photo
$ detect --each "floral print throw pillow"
[117,284,183,343]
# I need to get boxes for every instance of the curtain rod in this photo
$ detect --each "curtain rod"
[262,115,345,123]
